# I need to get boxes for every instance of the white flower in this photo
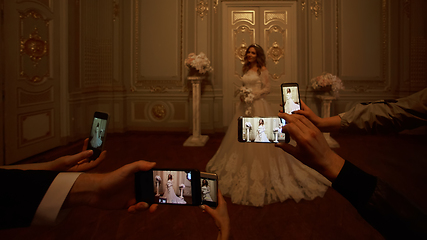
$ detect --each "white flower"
[185,52,213,74]
[179,184,186,189]
[245,122,252,128]
[155,175,161,182]
[310,72,344,94]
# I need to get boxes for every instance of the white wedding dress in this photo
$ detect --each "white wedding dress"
[90,126,103,148]
[202,186,212,201]
[163,180,186,204]
[206,70,331,207]
[284,92,300,114]
[254,125,269,142]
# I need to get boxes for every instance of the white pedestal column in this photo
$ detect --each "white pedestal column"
[316,95,340,148]
[184,76,209,147]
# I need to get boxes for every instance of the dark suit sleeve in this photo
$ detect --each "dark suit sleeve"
[0,169,59,229]
[332,161,427,239]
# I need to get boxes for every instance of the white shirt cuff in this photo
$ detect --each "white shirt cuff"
[31,172,83,226]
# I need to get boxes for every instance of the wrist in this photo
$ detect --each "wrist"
[317,151,345,182]
[63,173,98,208]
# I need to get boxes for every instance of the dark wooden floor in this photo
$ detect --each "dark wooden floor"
[1,131,426,240]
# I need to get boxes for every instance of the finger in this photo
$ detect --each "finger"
[128,202,149,213]
[82,138,89,151]
[90,150,107,166]
[120,160,157,176]
[300,100,308,111]
[203,205,215,215]
[149,204,158,213]
[67,150,93,166]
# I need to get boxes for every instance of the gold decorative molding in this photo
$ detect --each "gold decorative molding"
[20,28,48,67]
[149,86,168,93]
[196,0,209,20]
[232,11,255,25]
[213,0,218,14]
[302,1,306,11]
[151,104,167,120]
[310,0,322,19]
[235,40,248,64]
[264,11,287,25]
[267,42,284,65]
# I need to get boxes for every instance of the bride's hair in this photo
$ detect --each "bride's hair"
[242,44,266,76]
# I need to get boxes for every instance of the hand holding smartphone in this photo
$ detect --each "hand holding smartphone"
[281,83,301,114]
[87,112,109,160]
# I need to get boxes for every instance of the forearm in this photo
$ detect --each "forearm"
[317,115,342,132]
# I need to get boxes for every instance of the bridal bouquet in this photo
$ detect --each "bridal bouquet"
[310,72,344,96]
[185,52,213,75]
[236,86,255,116]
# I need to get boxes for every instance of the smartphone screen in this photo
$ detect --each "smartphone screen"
[87,112,109,160]
[135,169,201,206]
[281,83,301,114]
[200,172,218,208]
[238,116,289,143]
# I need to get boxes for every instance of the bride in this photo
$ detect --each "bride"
[206,44,330,207]
[254,119,269,142]
[284,88,300,114]
[163,174,186,204]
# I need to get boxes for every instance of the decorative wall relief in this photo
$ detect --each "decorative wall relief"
[310,0,322,20]
[196,0,209,20]
[19,10,51,83]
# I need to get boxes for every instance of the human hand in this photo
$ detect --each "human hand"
[275,112,344,182]
[49,138,106,172]
[201,189,230,240]
[64,160,157,213]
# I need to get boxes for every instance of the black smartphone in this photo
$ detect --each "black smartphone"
[238,116,290,143]
[87,111,109,160]
[135,169,201,206]
[200,172,218,208]
[281,83,301,114]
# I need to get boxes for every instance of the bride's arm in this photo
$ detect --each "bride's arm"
[252,67,271,100]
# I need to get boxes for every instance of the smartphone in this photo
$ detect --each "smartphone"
[87,111,109,160]
[200,172,218,208]
[281,83,301,114]
[135,169,201,206]
[238,116,289,143]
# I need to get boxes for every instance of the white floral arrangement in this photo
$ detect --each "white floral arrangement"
[179,184,186,189]
[245,122,252,129]
[185,52,213,74]
[310,72,344,95]
[155,175,161,182]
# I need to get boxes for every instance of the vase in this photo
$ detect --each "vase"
[188,67,206,77]
[314,86,332,96]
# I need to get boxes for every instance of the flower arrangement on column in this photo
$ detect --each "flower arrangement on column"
[184,52,214,95]
[310,72,344,97]
[245,122,252,142]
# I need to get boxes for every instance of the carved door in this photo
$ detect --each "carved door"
[222,1,297,126]
[3,1,61,164]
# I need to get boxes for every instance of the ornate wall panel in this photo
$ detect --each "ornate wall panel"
[18,109,53,147]
[133,0,183,90]
[19,9,51,83]
[338,0,390,92]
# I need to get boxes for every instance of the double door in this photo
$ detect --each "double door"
[222,1,297,125]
